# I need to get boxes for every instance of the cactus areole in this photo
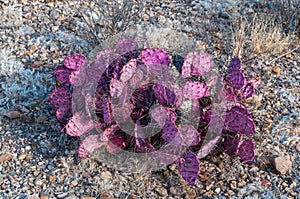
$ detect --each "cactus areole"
[50,27,258,185]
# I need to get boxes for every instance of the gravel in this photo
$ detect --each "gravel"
[0,0,299,198]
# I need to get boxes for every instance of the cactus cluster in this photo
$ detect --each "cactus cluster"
[50,38,258,185]
[219,57,260,164]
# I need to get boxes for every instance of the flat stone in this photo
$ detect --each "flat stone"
[56,192,68,198]
[101,171,112,179]
[273,155,292,175]
[228,190,235,195]
[0,154,13,163]
[261,179,271,186]
[36,115,48,123]
[4,111,21,119]
[18,154,27,160]
[71,180,78,186]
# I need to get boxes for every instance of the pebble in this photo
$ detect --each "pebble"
[36,115,48,123]
[185,190,196,199]
[47,175,56,183]
[34,179,42,186]
[296,143,300,152]
[18,154,27,160]
[281,108,290,115]
[170,186,184,195]
[261,179,271,186]
[99,193,113,199]
[273,155,293,175]
[238,180,247,187]
[27,195,39,199]
[272,67,281,75]
[228,190,235,195]
[71,180,78,186]
[101,171,112,179]
[230,181,237,190]
[155,187,168,197]
[0,154,13,163]
[168,163,176,171]
[56,192,69,199]
[4,111,21,119]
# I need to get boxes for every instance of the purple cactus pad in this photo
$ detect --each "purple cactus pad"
[134,138,155,153]
[120,59,137,82]
[152,83,176,107]
[54,65,73,84]
[181,53,212,78]
[106,132,127,154]
[69,69,87,86]
[238,139,255,163]
[116,38,138,56]
[177,151,200,185]
[63,54,87,71]
[49,85,72,111]
[180,125,200,146]
[151,151,180,165]
[78,134,104,158]
[162,118,181,144]
[221,133,242,156]
[183,81,210,99]
[229,69,245,89]
[65,112,95,137]
[228,57,241,72]
[55,106,72,124]
[225,106,255,135]
[198,136,222,159]
[140,48,170,71]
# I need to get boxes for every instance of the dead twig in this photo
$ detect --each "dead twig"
[269,45,300,63]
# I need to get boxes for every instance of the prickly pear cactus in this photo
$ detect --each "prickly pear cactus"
[50,27,259,185]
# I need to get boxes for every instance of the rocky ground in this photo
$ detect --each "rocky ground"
[0,0,299,198]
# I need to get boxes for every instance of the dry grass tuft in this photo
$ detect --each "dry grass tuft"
[231,18,247,58]
[249,14,293,56]
[231,0,300,60]
[231,14,296,59]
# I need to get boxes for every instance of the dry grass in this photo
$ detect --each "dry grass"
[249,14,293,56]
[231,0,300,60]
[231,18,247,58]
[231,14,296,60]
[66,0,144,46]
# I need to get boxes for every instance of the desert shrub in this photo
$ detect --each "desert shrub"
[66,0,144,46]
[0,48,53,107]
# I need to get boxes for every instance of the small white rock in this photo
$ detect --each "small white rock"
[215,187,221,194]
[273,155,292,175]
